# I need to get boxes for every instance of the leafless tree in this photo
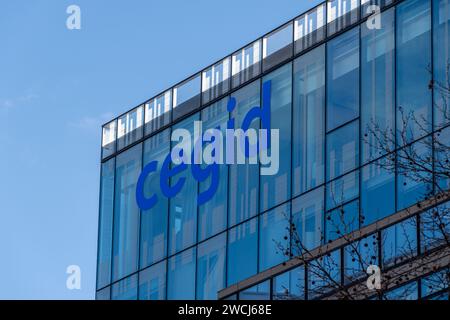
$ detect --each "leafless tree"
[275,66,450,300]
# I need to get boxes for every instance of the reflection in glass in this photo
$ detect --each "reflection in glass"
[260,63,292,211]
[202,58,230,104]
[197,233,226,300]
[102,120,116,159]
[139,261,166,300]
[173,75,201,120]
[140,129,170,268]
[295,4,326,53]
[293,45,325,195]
[262,23,293,72]
[327,27,360,130]
[232,40,261,88]
[117,106,143,150]
[227,218,258,286]
[167,248,196,299]
[112,144,141,281]
[397,0,432,144]
[111,274,138,300]
[145,90,171,135]
[292,187,324,252]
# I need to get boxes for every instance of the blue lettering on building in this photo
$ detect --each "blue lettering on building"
[135,80,272,211]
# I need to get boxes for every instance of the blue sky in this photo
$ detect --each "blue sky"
[0,0,321,299]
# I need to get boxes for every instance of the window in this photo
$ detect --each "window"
[326,200,359,242]
[173,74,201,120]
[382,217,418,268]
[343,234,379,284]
[308,250,341,299]
[96,287,111,300]
[326,170,359,210]
[167,248,196,299]
[111,275,138,300]
[361,157,395,226]
[232,40,261,88]
[397,0,432,144]
[327,0,360,36]
[169,114,199,255]
[421,201,450,252]
[199,99,228,241]
[293,45,325,195]
[112,144,141,281]
[102,120,116,159]
[433,0,450,128]
[228,80,260,226]
[262,23,293,72]
[138,261,166,300]
[397,138,433,211]
[260,63,292,211]
[117,106,143,150]
[197,233,226,300]
[145,90,171,135]
[421,268,450,298]
[326,120,359,181]
[435,126,450,191]
[140,129,170,268]
[227,218,258,286]
[361,8,395,164]
[327,27,360,130]
[239,281,270,300]
[272,267,305,300]
[97,159,115,289]
[383,281,418,300]
[202,58,231,104]
[361,0,394,18]
[295,3,326,53]
[259,203,291,271]
[292,187,324,252]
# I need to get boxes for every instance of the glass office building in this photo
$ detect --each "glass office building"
[96,0,450,300]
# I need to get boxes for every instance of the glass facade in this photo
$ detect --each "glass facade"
[97,0,450,300]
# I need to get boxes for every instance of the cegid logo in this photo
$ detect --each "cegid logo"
[135,80,279,211]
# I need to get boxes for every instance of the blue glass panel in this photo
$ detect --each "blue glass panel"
[361,157,395,226]
[361,8,395,163]
[326,170,359,210]
[272,266,305,300]
[326,200,359,242]
[434,0,450,128]
[327,0,360,36]
[260,63,292,211]
[308,250,341,299]
[397,138,433,211]
[292,187,324,252]
[421,268,450,298]
[326,120,359,181]
[397,0,432,144]
[382,217,417,268]
[167,248,196,299]
[327,27,360,130]
[96,287,111,300]
[196,233,226,300]
[97,159,115,289]
[293,45,325,196]
[239,281,270,300]
[435,126,450,191]
[112,144,141,281]
[383,281,418,300]
[259,203,291,271]
[343,234,379,284]
[227,218,258,286]
[228,80,260,226]
[198,99,228,241]
[138,261,166,300]
[140,129,170,268]
[111,274,138,300]
[173,75,201,120]
[169,114,199,255]
[421,201,450,252]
